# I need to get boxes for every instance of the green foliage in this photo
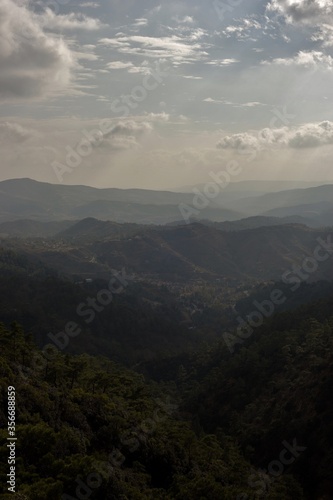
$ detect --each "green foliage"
[0,324,265,499]
[184,297,333,498]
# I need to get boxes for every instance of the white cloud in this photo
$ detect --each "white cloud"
[288,121,333,147]
[267,0,333,25]
[82,119,154,152]
[0,122,39,143]
[217,121,333,150]
[106,61,134,69]
[204,97,237,105]
[74,51,99,62]
[132,18,148,27]
[206,59,239,66]
[144,112,170,122]
[218,132,263,150]
[36,9,106,31]
[99,32,208,65]
[204,98,265,107]
[173,16,195,24]
[242,102,265,107]
[80,2,99,8]
[106,60,152,74]
[105,136,141,151]
[107,120,153,137]
[0,0,76,99]
[268,1,333,48]
[312,24,333,47]
[262,50,333,69]
[223,18,262,39]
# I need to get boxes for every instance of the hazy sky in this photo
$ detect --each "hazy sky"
[1,0,333,189]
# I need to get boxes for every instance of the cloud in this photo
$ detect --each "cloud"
[74,51,99,62]
[132,18,148,27]
[44,118,156,160]
[143,112,170,122]
[267,0,333,25]
[0,0,76,99]
[268,1,333,48]
[36,9,106,31]
[242,102,265,107]
[106,61,135,69]
[79,2,99,7]
[218,132,268,151]
[204,98,266,107]
[262,50,333,69]
[104,136,141,151]
[93,120,153,151]
[223,18,262,39]
[173,16,195,24]
[106,60,152,74]
[99,32,209,65]
[206,59,239,66]
[0,122,39,143]
[204,97,223,103]
[110,121,152,135]
[312,24,333,47]
[217,121,333,150]
[288,121,333,148]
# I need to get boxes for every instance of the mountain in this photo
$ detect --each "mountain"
[181,294,333,499]
[172,180,323,194]
[0,247,204,363]
[0,321,302,500]
[2,178,332,227]
[222,184,333,225]
[0,178,242,224]
[0,219,75,237]
[5,220,333,284]
[0,213,321,240]
[1,206,332,499]
[199,215,318,230]
[56,217,146,242]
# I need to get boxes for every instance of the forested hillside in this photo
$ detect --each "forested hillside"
[182,296,333,499]
[0,224,332,499]
[0,323,305,499]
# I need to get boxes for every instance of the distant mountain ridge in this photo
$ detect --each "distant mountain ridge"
[0,178,332,227]
[223,183,333,217]
[0,178,242,224]
[7,220,333,284]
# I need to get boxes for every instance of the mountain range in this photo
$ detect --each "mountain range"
[2,219,331,286]
[0,178,332,227]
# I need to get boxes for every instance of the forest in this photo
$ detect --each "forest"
[0,242,332,499]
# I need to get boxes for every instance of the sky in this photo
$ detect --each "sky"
[1,0,333,189]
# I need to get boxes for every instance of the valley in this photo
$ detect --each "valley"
[0,179,332,499]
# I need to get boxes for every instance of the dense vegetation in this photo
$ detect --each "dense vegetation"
[182,296,333,499]
[0,322,306,499]
[0,226,332,499]
[0,248,205,364]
